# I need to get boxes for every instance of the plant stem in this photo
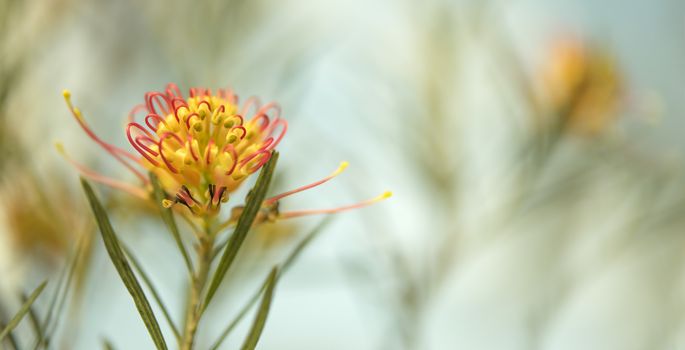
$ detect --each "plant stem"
[180,218,214,350]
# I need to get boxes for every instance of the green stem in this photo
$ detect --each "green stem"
[180,218,214,350]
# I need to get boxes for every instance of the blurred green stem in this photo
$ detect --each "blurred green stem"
[180,217,214,350]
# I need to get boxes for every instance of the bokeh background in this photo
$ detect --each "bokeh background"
[1,0,685,349]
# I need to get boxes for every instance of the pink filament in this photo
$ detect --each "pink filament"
[231,126,247,140]
[197,100,211,113]
[145,114,167,132]
[266,119,287,150]
[127,123,160,166]
[265,168,338,205]
[205,139,215,165]
[128,104,147,123]
[241,97,262,117]
[185,112,200,129]
[240,150,271,174]
[165,83,183,99]
[258,137,274,152]
[222,144,239,175]
[135,135,159,156]
[65,157,148,200]
[231,114,244,126]
[187,135,199,161]
[158,132,184,173]
[257,102,281,121]
[146,91,172,116]
[66,97,147,182]
[279,199,381,219]
[251,113,270,132]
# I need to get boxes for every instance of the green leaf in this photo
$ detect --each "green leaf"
[20,291,44,343]
[202,152,279,311]
[121,242,181,342]
[209,218,332,349]
[0,321,20,350]
[81,179,168,350]
[0,281,47,343]
[240,267,278,350]
[35,233,88,350]
[149,172,193,274]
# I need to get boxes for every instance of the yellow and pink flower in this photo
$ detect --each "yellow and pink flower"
[61,83,389,218]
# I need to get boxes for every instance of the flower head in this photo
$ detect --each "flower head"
[62,83,389,219]
[131,87,285,202]
[64,84,286,214]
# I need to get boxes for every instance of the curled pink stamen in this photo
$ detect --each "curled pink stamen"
[258,137,274,152]
[205,139,215,165]
[241,150,271,174]
[145,114,167,132]
[172,103,187,123]
[135,135,159,156]
[241,96,262,117]
[227,90,238,105]
[257,102,281,120]
[266,119,287,150]
[128,104,147,123]
[213,104,226,116]
[158,132,184,173]
[251,113,270,132]
[197,100,211,114]
[146,91,172,116]
[165,83,183,99]
[185,112,200,129]
[231,126,247,140]
[187,135,199,161]
[222,144,238,175]
[127,123,160,166]
[239,149,267,168]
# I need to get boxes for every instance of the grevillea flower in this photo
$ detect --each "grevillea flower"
[61,83,390,218]
[538,37,623,135]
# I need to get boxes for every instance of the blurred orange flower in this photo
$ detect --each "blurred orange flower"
[539,37,623,136]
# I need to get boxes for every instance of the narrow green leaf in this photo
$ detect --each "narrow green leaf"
[37,240,74,339]
[0,281,47,342]
[120,242,181,342]
[150,172,193,273]
[44,233,89,348]
[209,218,331,349]
[81,179,168,350]
[35,233,88,350]
[20,291,44,343]
[240,267,278,350]
[0,321,20,350]
[203,152,279,311]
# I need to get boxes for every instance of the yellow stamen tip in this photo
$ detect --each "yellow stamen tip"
[62,89,71,99]
[331,161,349,177]
[381,191,393,199]
[54,142,65,155]
[162,199,174,208]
